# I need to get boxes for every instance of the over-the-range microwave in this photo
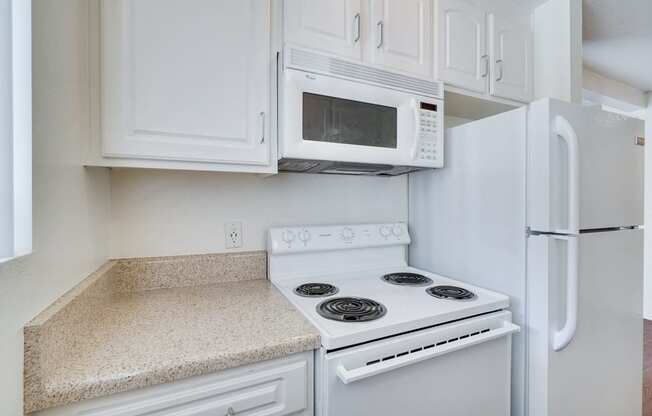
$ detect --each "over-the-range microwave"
[278,48,444,176]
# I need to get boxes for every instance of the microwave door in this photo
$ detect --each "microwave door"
[302,92,398,150]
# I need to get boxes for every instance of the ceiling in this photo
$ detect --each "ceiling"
[583,0,652,92]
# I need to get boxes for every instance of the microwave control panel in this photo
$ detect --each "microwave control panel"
[416,101,443,167]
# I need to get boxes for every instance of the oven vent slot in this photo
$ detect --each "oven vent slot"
[287,48,444,99]
[365,327,492,366]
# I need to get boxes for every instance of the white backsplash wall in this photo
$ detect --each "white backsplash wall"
[444,115,473,128]
[109,169,408,258]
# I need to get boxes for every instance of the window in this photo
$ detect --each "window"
[1,0,31,262]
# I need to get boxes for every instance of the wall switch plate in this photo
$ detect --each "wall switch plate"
[225,222,243,249]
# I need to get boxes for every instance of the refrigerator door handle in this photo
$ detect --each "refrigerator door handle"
[553,116,580,235]
[551,235,579,351]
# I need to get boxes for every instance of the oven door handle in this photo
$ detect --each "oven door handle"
[336,322,519,384]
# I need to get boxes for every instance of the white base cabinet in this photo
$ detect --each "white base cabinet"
[35,352,314,416]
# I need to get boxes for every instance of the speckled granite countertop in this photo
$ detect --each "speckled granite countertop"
[23,252,320,414]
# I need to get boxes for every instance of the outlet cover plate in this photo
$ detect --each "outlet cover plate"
[225,222,243,249]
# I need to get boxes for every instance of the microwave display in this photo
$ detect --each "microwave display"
[302,93,397,149]
[420,102,437,112]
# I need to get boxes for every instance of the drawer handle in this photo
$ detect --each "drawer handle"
[226,406,236,416]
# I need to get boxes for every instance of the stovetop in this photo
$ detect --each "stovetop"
[272,266,509,350]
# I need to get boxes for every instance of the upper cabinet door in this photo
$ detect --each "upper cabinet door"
[369,0,434,78]
[101,0,270,165]
[489,11,532,102]
[436,0,487,93]
[285,0,363,61]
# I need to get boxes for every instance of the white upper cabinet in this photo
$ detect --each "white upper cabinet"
[369,0,433,78]
[100,0,271,168]
[284,0,434,79]
[489,11,532,102]
[284,0,363,61]
[435,0,533,103]
[436,0,487,93]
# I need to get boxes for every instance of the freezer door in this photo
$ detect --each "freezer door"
[528,98,644,232]
[527,229,643,416]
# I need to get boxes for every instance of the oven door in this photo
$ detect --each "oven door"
[315,311,517,416]
[281,68,432,166]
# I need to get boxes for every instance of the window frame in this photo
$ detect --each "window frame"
[1,0,31,263]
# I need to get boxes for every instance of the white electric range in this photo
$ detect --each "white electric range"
[268,223,519,416]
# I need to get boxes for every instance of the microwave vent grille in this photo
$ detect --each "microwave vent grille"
[287,48,443,99]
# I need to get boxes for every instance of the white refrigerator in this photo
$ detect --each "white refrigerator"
[409,98,644,416]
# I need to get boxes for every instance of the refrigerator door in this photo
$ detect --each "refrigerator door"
[528,98,644,232]
[527,229,643,416]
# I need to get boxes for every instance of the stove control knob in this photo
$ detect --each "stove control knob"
[340,227,355,242]
[392,224,404,237]
[379,225,392,238]
[298,229,311,242]
[282,230,296,243]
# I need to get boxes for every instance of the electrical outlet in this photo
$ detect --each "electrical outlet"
[225,222,243,249]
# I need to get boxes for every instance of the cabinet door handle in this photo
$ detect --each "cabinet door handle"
[495,59,504,82]
[376,21,384,48]
[481,54,489,78]
[353,13,361,42]
[259,112,265,144]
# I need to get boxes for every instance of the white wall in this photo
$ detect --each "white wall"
[583,67,648,113]
[444,115,473,128]
[0,1,111,414]
[533,0,583,102]
[110,170,407,258]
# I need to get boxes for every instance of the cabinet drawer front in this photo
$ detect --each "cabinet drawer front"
[43,356,311,416]
[149,369,302,416]
[150,381,287,416]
